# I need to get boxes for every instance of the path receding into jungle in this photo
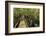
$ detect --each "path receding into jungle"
[18,19,28,28]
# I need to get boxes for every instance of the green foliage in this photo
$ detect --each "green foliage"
[13,8,39,27]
